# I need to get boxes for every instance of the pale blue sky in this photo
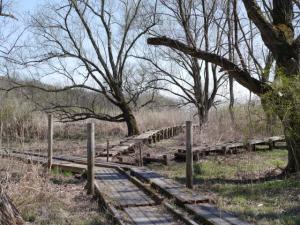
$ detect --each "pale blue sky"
[17,0,40,13]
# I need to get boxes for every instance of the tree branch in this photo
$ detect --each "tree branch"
[147,36,270,95]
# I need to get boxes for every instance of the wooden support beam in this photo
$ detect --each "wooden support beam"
[87,123,95,195]
[186,121,193,189]
[47,114,53,169]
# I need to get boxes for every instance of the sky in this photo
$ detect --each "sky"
[14,0,39,13]
[9,0,258,104]
[18,0,39,12]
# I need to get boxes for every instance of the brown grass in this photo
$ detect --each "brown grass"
[0,158,112,225]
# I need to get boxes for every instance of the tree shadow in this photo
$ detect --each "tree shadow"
[175,172,294,185]
[242,205,300,223]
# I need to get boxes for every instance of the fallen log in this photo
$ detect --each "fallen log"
[0,188,24,225]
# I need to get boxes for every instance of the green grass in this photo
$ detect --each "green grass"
[148,150,300,225]
[51,167,73,177]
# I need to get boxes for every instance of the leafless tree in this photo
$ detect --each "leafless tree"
[16,0,157,136]
[148,0,300,173]
[139,0,227,128]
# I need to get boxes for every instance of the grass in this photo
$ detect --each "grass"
[148,149,300,225]
[0,158,113,225]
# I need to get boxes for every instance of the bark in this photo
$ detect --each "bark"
[285,128,300,173]
[280,95,300,172]
[147,37,269,95]
[197,106,208,129]
[229,77,235,124]
[119,103,140,136]
[0,191,24,225]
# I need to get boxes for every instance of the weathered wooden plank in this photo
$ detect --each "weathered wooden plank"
[185,203,250,225]
[95,167,155,208]
[125,206,179,225]
[130,168,210,204]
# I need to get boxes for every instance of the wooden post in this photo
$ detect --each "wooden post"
[87,123,95,195]
[186,121,193,189]
[139,144,143,167]
[0,121,3,150]
[106,139,109,162]
[47,114,53,169]
[268,139,274,151]
[163,154,168,165]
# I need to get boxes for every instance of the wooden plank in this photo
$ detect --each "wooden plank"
[8,150,137,170]
[130,168,210,204]
[124,206,178,225]
[185,203,250,225]
[95,167,155,208]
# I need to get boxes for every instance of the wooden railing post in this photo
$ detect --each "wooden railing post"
[47,114,53,169]
[106,139,109,162]
[139,143,143,167]
[186,121,193,189]
[87,123,95,195]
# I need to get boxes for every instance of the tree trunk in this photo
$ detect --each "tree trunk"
[283,124,300,173]
[124,112,140,136]
[197,107,208,129]
[229,77,235,124]
[120,103,140,136]
[0,191,24,225]
[264,74,300,173]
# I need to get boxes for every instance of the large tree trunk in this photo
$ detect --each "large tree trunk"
[124,112,140,137]
[280,93,300,172]
[120,103,140,136]
[197,106,208,130]
[265,74,300,173]
[284,126,300,173]
[0,190,24,225]
[229,77,235,124]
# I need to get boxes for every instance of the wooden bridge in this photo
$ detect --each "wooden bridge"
[0,124,252,225]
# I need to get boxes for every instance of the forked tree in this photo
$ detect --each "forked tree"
[148,0,300,173]
[18,0,156,136]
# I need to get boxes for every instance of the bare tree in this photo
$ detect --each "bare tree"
[16,0,156,136]
[140,0,227,128]
[148,0,300,173]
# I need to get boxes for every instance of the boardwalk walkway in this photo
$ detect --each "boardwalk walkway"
[1,149,251,225]
[0,125,251,225]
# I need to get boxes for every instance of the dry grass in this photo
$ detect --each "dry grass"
[0,158,112,225]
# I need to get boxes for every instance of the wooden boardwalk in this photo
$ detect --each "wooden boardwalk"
[95,167,155,208]
[96,125,187,164]
[1,149,251,225]
[130,167,209,204]
[129,167,251,225]
[175,135,286,161]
